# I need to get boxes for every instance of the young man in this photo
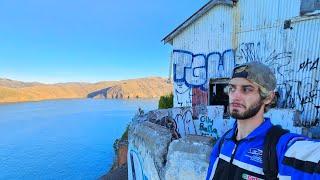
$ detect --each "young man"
[206,62,320,180]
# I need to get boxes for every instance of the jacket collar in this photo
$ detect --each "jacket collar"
[225,118,273,140]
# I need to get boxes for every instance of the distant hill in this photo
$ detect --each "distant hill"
[0,77,173,103]
[0,78,43,88]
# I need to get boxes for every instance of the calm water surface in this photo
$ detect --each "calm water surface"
[0,99,157,179]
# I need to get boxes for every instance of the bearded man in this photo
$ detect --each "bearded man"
[206,62,320,180]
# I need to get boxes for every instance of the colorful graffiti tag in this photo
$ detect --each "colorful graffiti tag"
[198,106,224,139]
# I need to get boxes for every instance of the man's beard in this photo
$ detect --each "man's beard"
[229,99,263,120]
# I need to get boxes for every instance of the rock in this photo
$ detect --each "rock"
[101,164,128,180]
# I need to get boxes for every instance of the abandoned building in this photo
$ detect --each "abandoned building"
[128,1,320,179]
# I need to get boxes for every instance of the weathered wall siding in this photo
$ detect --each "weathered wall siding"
[237,0,301,32]
[288,17,320,124]
[235,15,320,124]
[173,5,233,53]
[171,0,320,125]
[172,4,233,107]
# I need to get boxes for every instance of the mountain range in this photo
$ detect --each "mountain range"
[0,77,173,103]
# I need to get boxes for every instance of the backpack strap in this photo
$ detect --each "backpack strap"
[263,125,289,180]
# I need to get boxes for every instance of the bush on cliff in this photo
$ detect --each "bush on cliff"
[158,93,173,109]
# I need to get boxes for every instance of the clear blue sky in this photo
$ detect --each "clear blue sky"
[0,0,206,83]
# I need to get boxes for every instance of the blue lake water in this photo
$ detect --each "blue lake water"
[0,99,157,179]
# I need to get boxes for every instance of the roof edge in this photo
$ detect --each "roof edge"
[162,0,234,45]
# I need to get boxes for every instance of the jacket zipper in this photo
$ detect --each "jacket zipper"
[228,140,242,179]
[230,142,239,163]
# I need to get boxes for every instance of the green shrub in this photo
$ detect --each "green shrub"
[158,93,173,109]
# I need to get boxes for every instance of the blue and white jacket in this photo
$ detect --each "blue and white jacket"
[206,118,320,180]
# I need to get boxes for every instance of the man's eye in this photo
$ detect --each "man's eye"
[243,87,253,92]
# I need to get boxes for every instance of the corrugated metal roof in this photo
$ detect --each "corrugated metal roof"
[162,0,234,45]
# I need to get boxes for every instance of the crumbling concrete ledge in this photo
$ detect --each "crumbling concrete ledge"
[128,121,172,180]
[165,135,214,180]
[128,120,215,180]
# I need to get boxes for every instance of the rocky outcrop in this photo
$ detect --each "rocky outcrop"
[101,164,128,180]
[104,139,129,180]
[117,140,128,167]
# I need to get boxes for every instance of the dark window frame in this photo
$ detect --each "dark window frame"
[209,78,230,116]
[300,0,320,15]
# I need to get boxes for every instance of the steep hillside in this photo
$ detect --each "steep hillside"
[0,77,172,103]
[0,78,42,88]
[105,77,172,99]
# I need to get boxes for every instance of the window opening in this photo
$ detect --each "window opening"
[209,78,229,115]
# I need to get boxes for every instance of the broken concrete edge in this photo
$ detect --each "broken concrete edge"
[168,135,215,155]
[129,121,172,179]
[128,119,217,179]
[164,135,215,180]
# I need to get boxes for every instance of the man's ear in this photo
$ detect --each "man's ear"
[263,92,275,105]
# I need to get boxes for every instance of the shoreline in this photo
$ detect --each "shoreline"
[0,97,160,105]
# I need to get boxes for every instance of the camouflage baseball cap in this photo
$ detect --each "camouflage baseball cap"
[231,61,276,93]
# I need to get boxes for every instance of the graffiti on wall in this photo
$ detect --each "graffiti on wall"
[278,78,320,126]
[172,107,197,137]
[298,58,319,72]
[173,43,292,106]
[175,82,192,107]
[233,43,320,123]
[173,49,235,89]
[167,106,230,139]
[198,106,224,139]
[236,42,293,78]
[173,41,320,123]
[275,56,320,125]
[172,49,235,107]
[128,148,148,180]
